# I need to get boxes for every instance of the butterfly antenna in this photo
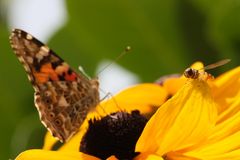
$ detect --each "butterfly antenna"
[97,46,131,76]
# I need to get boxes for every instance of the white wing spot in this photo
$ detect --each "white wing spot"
[36,53,43,62]
[58,96,69,107]
[27,74,33,82]
[18,56,25,63]
[41,46,50,54]
[10,33,15,38]
[26,34,33,40]
[23,64,31,73]
[39,49,49,57]
[26,56,33,64]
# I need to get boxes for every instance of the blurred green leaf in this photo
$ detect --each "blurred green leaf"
[0,23,43,159]
[189,0,240,63]
[50,0,239,81]
[50,0,192,81]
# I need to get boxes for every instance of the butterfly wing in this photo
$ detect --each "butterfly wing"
[10,29,100,142]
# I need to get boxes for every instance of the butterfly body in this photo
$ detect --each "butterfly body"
[10,29,99,142]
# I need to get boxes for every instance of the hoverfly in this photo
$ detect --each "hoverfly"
[184,59,231,79]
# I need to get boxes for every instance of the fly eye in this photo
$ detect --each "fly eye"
[186,68,194,76]
[184,68,199,79]
[184,68,194,78]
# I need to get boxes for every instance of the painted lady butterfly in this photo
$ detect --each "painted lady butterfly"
[10,29,100,142]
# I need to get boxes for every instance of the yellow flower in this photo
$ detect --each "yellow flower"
[16,83,168,160]
[136,64,240,160]
[15,63,240,160]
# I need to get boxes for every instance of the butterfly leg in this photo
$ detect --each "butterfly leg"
[103,92,122,111]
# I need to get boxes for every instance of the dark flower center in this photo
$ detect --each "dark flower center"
[80,110,148,160]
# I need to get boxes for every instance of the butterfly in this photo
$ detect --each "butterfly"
[10,29,100,142]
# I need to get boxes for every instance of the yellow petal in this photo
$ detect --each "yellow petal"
[186,131,240,160]
[59,127,87,151]
[187,98,240,157]
[217,92,240,124]
[162,77,186,96]
[134,153,164,160]
[42,126,87,151]
[214,66,240,89]
[204,149,240,160]
[16,149,100,160]
[213,66,240,113]
[95,83,168,115]
[211,101,240,142]
[136,78,218,156]
[165,151,200,160]
[106,155,119,160]
[187,149,240,160]
[43,131,58,150]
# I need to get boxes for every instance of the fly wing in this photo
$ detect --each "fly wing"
[204,59,231,70]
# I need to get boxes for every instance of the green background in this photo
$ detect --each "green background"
[0,0,239,159]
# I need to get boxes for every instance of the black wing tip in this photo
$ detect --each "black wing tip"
[10,28,45,48]
[10,28,23,41]
[10,28,33,40]
[9,29,19,48]
[11,28,23,37]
